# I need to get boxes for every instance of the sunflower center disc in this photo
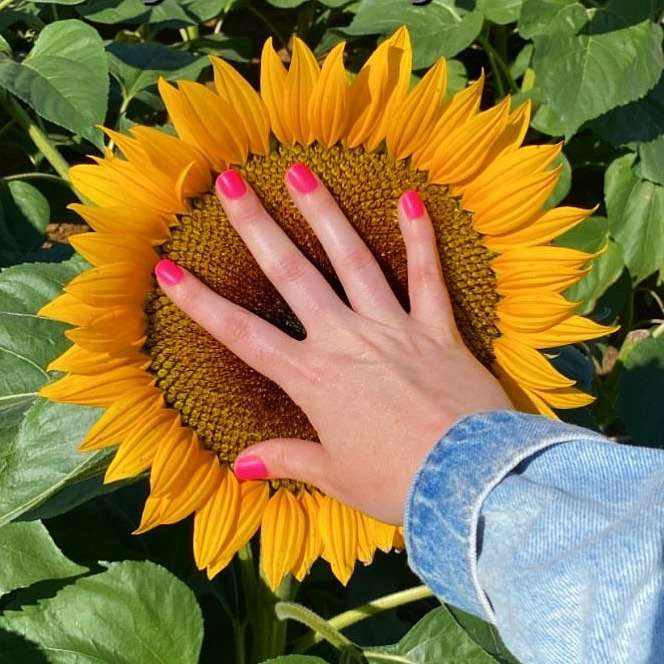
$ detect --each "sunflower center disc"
[145,143,499,468]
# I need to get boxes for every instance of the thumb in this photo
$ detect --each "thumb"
[233,439,329,488]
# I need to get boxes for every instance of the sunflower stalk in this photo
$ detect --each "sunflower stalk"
[293,585,434,652]
[0,92,71,182]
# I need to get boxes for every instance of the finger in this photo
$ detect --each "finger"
[285,162,404,321]
[398,190,454,327]
[215,169,347,328]
[233,439,329,489]
[154,258,302,386]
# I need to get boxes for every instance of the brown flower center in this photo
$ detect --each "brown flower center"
[144,143,499,467]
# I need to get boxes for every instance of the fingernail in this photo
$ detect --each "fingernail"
[287,162,318,194]
[234,455,269,481]
[402,190,425,219]
[216,169,247,199]
[154,258,184,287]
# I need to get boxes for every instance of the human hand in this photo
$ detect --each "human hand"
[154,163,513,525]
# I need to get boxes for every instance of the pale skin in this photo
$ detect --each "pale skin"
[155,163,513,525]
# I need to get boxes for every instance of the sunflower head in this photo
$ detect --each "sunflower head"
[38,27,616,590]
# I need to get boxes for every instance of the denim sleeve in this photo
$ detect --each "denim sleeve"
[403,410,664,664]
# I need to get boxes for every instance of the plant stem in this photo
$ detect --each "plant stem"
[4,172,70,186]
[364,653,412,663]
[247,5,289,50]
[237,543,257,617]
[277,601,353,651]
[477,34,519,97]
[0,94,70,181]
[254,573,300,662]
[294,585,434,652]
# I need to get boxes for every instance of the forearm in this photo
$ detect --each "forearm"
[404,410,664,664]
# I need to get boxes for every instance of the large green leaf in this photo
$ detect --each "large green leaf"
[525,0,663,136]
[261,658,329,664]
[0,20,109,148]
[0,181,49,262]
[618,337,664,446]
[78,0,225,26]
[0,258,111,526]
[604,153,664,283]
[0,521,86,599]
[0,561,204,663]
[344,0,484,69]
[107,41,209,103]
[370,606,497,663]
[477,0,523,25]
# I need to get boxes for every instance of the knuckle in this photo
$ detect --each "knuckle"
[230,198,264,226]
[410,263,442,285]
[340,245,376,272]
[269,252,308,285]
[222,310,251,343]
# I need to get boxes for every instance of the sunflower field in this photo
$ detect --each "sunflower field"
[0,0,663,662]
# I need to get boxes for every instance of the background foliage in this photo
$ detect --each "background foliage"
[0,0,663,662]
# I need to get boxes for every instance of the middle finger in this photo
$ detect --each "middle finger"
[215,169,347,329]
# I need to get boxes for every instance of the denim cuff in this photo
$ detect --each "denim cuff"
[403,409,608,621]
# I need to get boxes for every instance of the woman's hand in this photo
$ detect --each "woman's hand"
[154,163,513,525]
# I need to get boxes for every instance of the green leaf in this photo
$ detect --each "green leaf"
[107,42,209,102]
[618,337,664,445]
[0,561,204,663]
[0,521,86,599]
[30,0,86,4]
[526,0,664,136]
[78,0,224,26]
[477,0,523,25]
[0,258,112,525]
[266,0,309,7]
[0,20,109,148]
[555,215,608,253]
[370,606,498,663]
[344,1,484,69]
[0,181,50,258]
[605,153,664,282]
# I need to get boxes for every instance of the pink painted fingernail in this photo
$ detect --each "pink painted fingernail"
[234,455,269,481]
[287,162,318,194]
[216,169,247,199]
[402,190,425,219]
[154,259,184,286]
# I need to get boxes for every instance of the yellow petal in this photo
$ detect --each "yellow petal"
[64,263,152,307]
[429,96,510,185]
[157,78,223,171]
[411,71,484,170]
[193,468,241,569]
[207,481,269,578]
[367,516,397,553]
[211,56,271,155]
[69,232,158,269]
[493,336,576,391]
[80,387,164,451]
[260,488,306,591]
[178,80,249,165]
[39,364,154,407]
[38,292,97,326]
[482,99,532,161]
[346,26,412,149]
[150,426,204,498]
[68,203,172,245]
[485,206,597,251]
[533,385,596,409]
[386,57,447,160]
[393,527,405,550]
[260,37,290,144]
[468,166,563,235]
[318,496,358,585]
[308,42,350,147]
[293,490,324,581]
[499,315,618,349]
[104,410,174,482]
[286,37,320,145]
[48,344,146,375]
[497,292,579,333]
[356,512,377,565]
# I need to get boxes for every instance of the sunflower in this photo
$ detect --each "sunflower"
[38,27,616,591]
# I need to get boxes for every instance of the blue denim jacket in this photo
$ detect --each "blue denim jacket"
[404,410,664,664]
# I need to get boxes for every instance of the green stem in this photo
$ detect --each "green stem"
[4,172,69,186]
[237,543,258,617]
[477,34,519,97]
[276,602,353,651]
[364,653,412,663]
[294,585,434,652]
[0,94,70,181]
[247,5,289,50]
[254,574,300,662]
